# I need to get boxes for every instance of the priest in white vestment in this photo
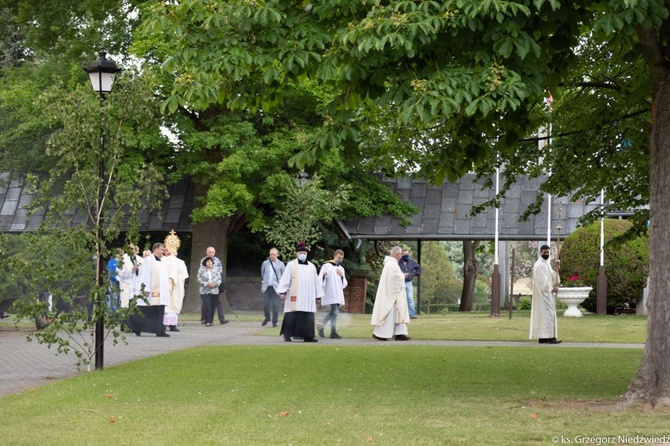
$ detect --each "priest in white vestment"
[162,249,189,332]
[529,244,561,344]
[276,242,324,342]
[371,246,411,341]
[130,242,171,337]
[162,231,189,332]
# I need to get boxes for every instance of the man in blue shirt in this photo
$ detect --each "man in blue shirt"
[107,249,122,313]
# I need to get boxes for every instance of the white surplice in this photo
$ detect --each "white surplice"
[276,259,324,313]
[318,262,347,306]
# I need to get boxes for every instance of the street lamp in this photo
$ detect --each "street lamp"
[84,50,121,370]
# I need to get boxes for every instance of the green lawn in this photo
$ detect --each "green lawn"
[1,343,665,445]
[0,312,653,444]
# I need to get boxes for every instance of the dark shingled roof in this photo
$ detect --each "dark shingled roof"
[1,173,597,239]
[339,174,599,241]
[0,174,195,233]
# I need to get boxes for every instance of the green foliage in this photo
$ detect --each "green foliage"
[479,32,654,230]
[0,0,139,57]
[27,69,168,245]
[517,295,532,310]
[141,0,600,178]
[560,219,649,314]
[0,231,137,370]
[264,174,348,260]
[419,241,462,306]
[0,60,169,369]
[443,240,494,280]
[0,7,27,72]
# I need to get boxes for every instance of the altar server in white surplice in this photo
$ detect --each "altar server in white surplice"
[317,249,347,339]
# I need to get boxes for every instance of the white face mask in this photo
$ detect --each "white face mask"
[298,254,307,262]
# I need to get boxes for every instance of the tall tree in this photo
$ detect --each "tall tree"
[0,1,417,315]
[419,241,462,310]
[143,0,670,406]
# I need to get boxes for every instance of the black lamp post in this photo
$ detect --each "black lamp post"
[84,50,121,370]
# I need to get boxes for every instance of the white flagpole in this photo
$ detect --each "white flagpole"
[545,92,553,247]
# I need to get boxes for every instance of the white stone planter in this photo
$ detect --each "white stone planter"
[556,286,593,317]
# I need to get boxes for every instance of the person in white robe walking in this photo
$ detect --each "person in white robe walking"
[529,244,561,344]
[117,244,142,309]
[317,249,347,339]
[371,246,411,341]
[276,242,324,342]
[162,237,189,332]
[130,242,171,337]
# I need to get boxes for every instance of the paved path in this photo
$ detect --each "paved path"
[0,319,644,398]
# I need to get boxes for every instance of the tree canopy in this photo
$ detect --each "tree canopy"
[3,0,670,404]
[139,0,670,407]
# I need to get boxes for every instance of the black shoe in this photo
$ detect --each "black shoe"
[220,320,229,325]
[547,338,562,344]
[262,317,270,327]
[284,337,292,342]
[304,338,318,342]
[410,316,418,319]
[156,333,170,337]
[134,331,141,337]
[317,328,325,338]
[272,324,277,328]
[372,334,387,341]
[395,335,411,341]
[169,326,180,332]
[330,332,342,339]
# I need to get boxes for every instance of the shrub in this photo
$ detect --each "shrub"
[516,296,532,310]
[559,219,648,314]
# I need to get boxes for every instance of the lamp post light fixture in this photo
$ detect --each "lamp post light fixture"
[84,50,121,370]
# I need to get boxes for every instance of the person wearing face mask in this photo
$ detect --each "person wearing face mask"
[317,249,347,339]
[276,242,324,342]
[529,244,561,344]
[398,248,421,319]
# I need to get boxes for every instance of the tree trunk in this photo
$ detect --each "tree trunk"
[459,240,479,312]
[184,183,233,313]
[621,31,670,407]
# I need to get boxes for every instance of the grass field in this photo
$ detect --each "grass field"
[0,312,661,445]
